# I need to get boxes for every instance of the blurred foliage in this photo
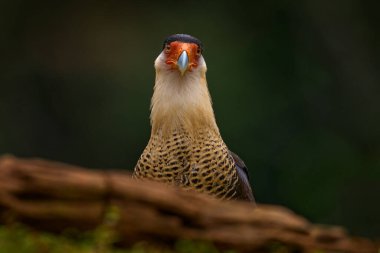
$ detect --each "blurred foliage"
[0,224,237,253]
[0,224,304,253]
[0,224,119,253]
[0,0,379,238]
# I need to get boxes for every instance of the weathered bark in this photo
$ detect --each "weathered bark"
[0,155,377,252]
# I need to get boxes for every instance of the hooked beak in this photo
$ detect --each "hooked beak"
[164,42,199,75]
[177,50,189,76]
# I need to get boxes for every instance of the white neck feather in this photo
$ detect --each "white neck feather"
[150,53,219,136]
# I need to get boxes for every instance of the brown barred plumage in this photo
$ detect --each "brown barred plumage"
[134,127,241,199]
[133,34,255,202]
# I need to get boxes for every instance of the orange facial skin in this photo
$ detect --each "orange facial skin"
[164,41,201,72]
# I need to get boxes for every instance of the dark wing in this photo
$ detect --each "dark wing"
[229,150,256,203]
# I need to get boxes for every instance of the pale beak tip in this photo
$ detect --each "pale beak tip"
[177,50,189,75]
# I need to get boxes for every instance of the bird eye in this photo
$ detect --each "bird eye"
[165,44,171,52]
[196,47,201,55]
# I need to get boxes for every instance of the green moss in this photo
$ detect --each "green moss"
[0,224,234,253]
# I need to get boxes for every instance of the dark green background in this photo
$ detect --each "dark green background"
[1,0,379,237]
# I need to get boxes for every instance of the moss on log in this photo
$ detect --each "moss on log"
[0,155,378,253]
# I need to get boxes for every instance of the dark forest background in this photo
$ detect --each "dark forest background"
[0,0,379,238]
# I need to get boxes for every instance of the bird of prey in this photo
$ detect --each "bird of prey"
[133,34,255,202]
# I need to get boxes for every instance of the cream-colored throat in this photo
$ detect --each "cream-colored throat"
[150,70,219,135]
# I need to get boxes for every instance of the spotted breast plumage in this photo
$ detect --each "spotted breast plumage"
[133,34,255,202]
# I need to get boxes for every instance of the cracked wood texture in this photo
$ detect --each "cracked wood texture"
[0,155,377,253]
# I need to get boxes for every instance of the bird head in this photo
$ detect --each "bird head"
[151,34,217,135]
[155,34,205,76]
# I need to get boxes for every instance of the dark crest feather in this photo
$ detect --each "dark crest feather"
[163,34,203,52]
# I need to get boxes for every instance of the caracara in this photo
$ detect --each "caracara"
[133,34,255,202]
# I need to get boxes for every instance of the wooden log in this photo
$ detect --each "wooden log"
[0,155,378,252]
